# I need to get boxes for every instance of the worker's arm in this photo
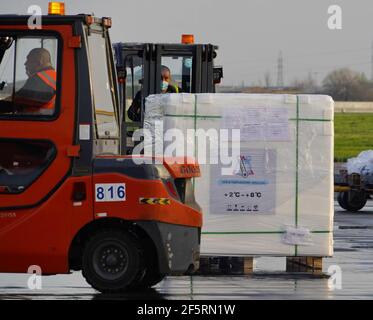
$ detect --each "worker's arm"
[127,90,142,122]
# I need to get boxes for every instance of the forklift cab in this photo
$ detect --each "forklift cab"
[0,14,120,193]
[113,40,223,154]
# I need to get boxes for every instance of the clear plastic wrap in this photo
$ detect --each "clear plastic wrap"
[346,150,373,175]
[144,93,334,256]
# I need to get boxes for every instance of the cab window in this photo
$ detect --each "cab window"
[87,32,119,139]
[125,54,143,123]
[0,35,58,117]
[160,55,193,93]
[0,139,56,194]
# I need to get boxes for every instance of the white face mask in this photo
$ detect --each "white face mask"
[161,80,169,91]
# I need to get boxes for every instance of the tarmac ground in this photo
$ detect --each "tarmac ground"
[0,200,372,300]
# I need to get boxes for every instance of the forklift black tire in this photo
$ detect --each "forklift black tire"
[131,269,166,289]
[130,242,166,289]
[82,229,145,293]
[337,192,349,210]
[338,191,367,212]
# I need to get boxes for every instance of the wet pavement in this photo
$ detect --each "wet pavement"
[0,201,373,300]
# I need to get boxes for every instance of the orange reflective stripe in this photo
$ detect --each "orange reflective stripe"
[35,69,57,110]
[44,95,56,110]
[37,70,57,91]
[39,94,56,110]
[42,70,56,88]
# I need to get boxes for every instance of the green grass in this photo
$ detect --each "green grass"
[335,113,373,162]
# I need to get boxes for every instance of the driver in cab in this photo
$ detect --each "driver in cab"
[0,47,56,115]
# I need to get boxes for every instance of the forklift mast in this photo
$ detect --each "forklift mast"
[113,41,223,155]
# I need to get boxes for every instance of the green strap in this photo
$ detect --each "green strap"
[164,113,221,119]
[164,114,330,122]
[203,231,285,235]
[202,230,331,235]
[289,118,332,122]
[294,96,300,256]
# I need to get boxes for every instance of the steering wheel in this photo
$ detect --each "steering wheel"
[0,166,12,175]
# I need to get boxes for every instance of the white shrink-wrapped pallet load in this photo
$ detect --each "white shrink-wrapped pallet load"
[144,93,334,257]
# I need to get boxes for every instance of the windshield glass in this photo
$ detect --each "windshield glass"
[160,55,193,93]
[87,31,119,138]
[0,35,58,117]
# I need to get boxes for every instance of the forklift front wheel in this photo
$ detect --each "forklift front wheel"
[337,191,367,212]
[82,229,145,293]
[132,270,166,289]
[129,238,166,289]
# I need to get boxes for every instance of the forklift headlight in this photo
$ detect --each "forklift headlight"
[155,165,180,200]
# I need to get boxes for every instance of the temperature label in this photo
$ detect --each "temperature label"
[95,183,126,202]
[210,148,276,215]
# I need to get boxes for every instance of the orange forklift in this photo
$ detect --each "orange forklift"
[0,3,202,293]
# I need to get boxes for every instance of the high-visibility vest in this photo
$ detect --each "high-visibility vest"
[36,69,57,110]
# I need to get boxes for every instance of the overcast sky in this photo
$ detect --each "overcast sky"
[2,0,373,86]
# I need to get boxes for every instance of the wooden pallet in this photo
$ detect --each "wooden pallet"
[196,256,254,275]
[286,256,323,274]
[196,256,323,275]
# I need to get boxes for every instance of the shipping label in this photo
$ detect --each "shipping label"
[222,106,290,141]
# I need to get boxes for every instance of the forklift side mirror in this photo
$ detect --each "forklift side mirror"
[0,37,13,65]
[0,37,13,50]
[213,66,223,84]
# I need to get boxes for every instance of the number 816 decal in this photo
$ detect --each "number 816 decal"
[95,183,126,202]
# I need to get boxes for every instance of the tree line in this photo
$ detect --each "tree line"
[291,68,373,101]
